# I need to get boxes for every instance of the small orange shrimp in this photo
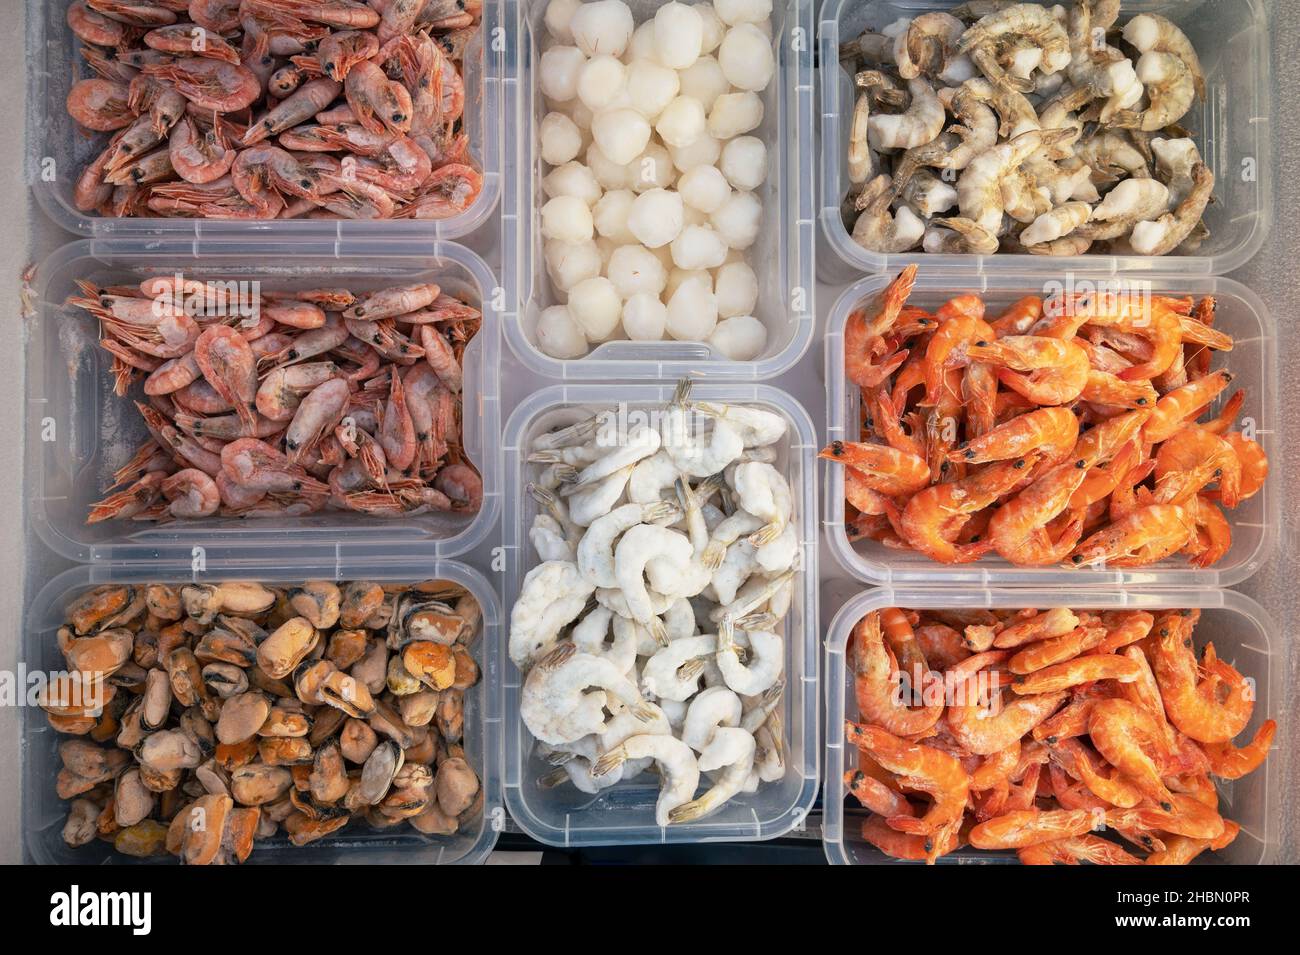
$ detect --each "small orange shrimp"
[1018,834,1143,865]
[87,471,168,523]
[881,607,929,684]
[921,310,995,406]
[820,441,931,497]
[845,770,916,818]
[1096,610,1155,654]
[851,612,944,737]
[1050,738,1145,809]
[1201,720,1276,780]
[970,741,1021,792]
[344,60,413,136]
[66,78,134,132]
[1153,427,1241,508]
[859,814,960,862]
[1070,503,1195,568]
[1087,699,1178,810]
[962,360,999,439]
[1151,631,1254,745]
[969,808,1097,850]
[1108,793,1226,842]
[1071,409,1151,468]
[1007,624,1106,675]
[845,722,970,856]
[989,464,1088,566]
[1222,433,1268,501]
[1146,821,1239,865]
[1142,370,1234,444]
[989,296,1042,337]
[1081,369,1159,410]
[897,456,1039,564]
[142,58,262,113]
[915,623,970,670]
[1182,494,1232,568]
[1011,654,1142,695]
[993,608,1079,649]
[949,406,1078,466]
[966,336,1090,406]
[946,671,1067,756]
[845,265,918,389]
[392,163,484,220]
[160,468,221,519]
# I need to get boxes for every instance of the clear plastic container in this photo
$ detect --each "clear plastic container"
[816,0,1273,283]
[25,0,507,240]
[25,238,502,563]
[500,384,819,845]
[822,587,1285,865]
[22,555,504,865]
[824,272,1279,587]
[501,0,816,380]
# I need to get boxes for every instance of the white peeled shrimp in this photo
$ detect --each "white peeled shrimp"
[538,739,621,794]
[739,680,784,735]
[599,702,673,780]
[1020,200,1092,246]
[528,443,603,468]
[530,513,577,562]
[691,400,786,447]
[532,415,599,451]
[627,449,679,503]
[753,721,785,783]
[567,423,661,490]
[669,726,755,823]
[641,634,717,702]
[709,539,759,606]
[656,697,689,734]
[570,606,639,674]
[520,644,657,745]
[530,482,583,544]
[730,461,792,547]
[614,523,694,641]
[716,627,783,696]
[682,685,743,752]
[868,77,945,151]
[509,561,596,668]
[1123,13,1205,101]
[592,734,700,826]
[577,500,681,588]
[569,465,636,526]
[754,522,798,574]
[663,597,698,643]
[645,476,714,599]
[595,585,673,622]
[1151,137,1202,206]
[665,418,744,477]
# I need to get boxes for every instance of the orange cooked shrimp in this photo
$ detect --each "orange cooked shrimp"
[946,671,1067,756]
[845,722,970,854]
[845,770,916,818]
[820,440,932,498]
[1018,834,1143,865]
[881,607,929,682]
[1007,623,1106,674]
[845,264,918,389]
[1070,503,1195,568]
[921,310,995,406]
[1011,654,1143,695]
[1153,427,1242,508]
[1146,821,1240,865]
[966,336,1090,406]
[969,808,1097,850]
[1222,432,1268,501]
[949,406,1079,466]
[1201,720,1276,780]
[988,463,1089,566]
[1142,370,1234,444]
[993,607,1080,649]
[1087,699,1178,811]
[896,456,1040,564]
[1151,629,1254,744]
[859,814,962,862]
[851,612,944,737]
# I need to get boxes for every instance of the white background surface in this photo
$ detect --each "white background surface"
[3,0,1296,863]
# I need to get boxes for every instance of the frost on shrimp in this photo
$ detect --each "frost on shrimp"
[508,560,595,669]
[520,644,656,746]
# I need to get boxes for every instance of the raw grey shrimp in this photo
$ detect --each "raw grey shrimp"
[1130,162,1214,256]
[957,129,1067,233]
[852,175,926,253]
[1114,51,1195,133]
[958,3,1072,89]
[241,78,343,146]
[1122,14,1205,102]
[869,77,946,151]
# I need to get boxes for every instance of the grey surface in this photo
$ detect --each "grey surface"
[6,0,1297,864]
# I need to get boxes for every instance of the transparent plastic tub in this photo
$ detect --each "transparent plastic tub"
[824,272,1279,587]
[501,0,816,380]
[823,587,1286,865]
[500,384,819,845]
[25,238,501,563]
[816,0,1273,282]
[25,0,507,240]
[22,555,504,865]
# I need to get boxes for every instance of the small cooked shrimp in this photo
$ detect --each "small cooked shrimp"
[194,325,259,432]
[969,808,1097,850]
[897,456,1038,564]
[1088,699,1178,810]
[989,464,1088,566]
[852,611,944,737]
[520,644,655,746]
[592,735,701,827]
[1151,628,1253,745]
[1070,503,1195,568]
[1202,721,1276,781]
[1011,654,1142,695]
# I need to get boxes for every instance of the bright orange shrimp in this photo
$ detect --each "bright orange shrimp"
[881,607,929,684]
[970,741,1021,792]
[851,613,944,738]
[1011,654,1142,695]
[969,809,1097,850]
[949,406,1078,467]
[845,265,918,389]
[1007,624,1106,674]
[1081,370,1159,410]
[994,608,1080,650]
[1182,494,1232,568]
[946,670,1066,756]
[844,471,892,516]
[1196,389,1244,436]
[845,722,970,855]
[896,456,1039,564]
[962,360,999,439]
[988,464,1088,566]
[1018,834,1143,865]
[1146,821,1239,865]
[921,310,994,406]
[1071,409,1151,468]
[1201,720,1276,780]
[1222,432,1268,501]
[1087,699,1178,810]
[1108,793,1226,842]
[845,770,916,818]
[966,336,1090,406]
[1068,441,1139,512]
[1153,427,1241,508]
[864,387,924,457]
[1151,631,1254,745]
[914,624,970,670]
[989,296,1043,337]
[1142,370,1234,444]
[820,440,931,497]
[1096,610,1155,653]
[1070,504,1195,568]
[1050,738,1145,809]
[859,814,961,862]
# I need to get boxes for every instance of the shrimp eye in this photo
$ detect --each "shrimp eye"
[968,535,980,543]
[1071,555,1083,564]
[940,461,949,472]
[1075,459,1086,469]
[965,450,975,460]
[1213,468,1222,477]
[923,839,933,853]
[957,440,969,450]
[1045,735,1057,745]
[975,340,988,347]
[1136,397,1147,405]
[1160,801,1173,812]
[1183,638,1192,648]
[1014,459,1026,469]
[830,441,844,456]
[1222,371,1233,381]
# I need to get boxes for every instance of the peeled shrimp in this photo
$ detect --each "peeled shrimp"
[592,735,701,827]
[716,627,783,697]
[852,175,926,253]
[682,686,744,753]
[577,501,681,589]
[641,635,716,702]
[569,607,638,675]
[508,561,596,669]
[669,727,756,824]
[1123,14,1205,101]
[869,77,946,151]
[520,644,656,746]
[614,525,693,643]
[730,462,792,547]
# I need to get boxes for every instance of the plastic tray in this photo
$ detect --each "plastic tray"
[824,272,1279,588]
[25,238,502,563]
[822,587,1286,865]
[500,383,819,845]
[501,0,816,380]
[816,0,1273,282]
[25,0,508,240]
[21,556,504,865]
